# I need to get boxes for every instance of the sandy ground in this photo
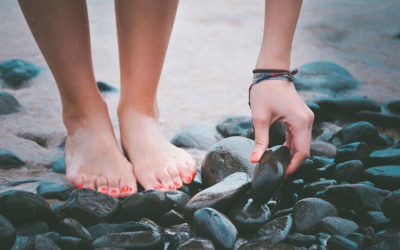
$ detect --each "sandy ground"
[0,0,399,187]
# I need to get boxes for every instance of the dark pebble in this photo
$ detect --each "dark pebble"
[367,228,400,249]
[239,241,301,250]
[294,62,361,95]
[335,142,370,163]
[34,234,60,250]
[0,214,16,249]
[315,184,390,212]
[184,172,250,220]
[177,237,215,250]
[310,141,336,158]
[92,230,163,250]
[159,210,184,227]
[0,190,51,224]
[356,111,400,129]
[367,148,400,166]
[88,221,152,239]
[55,188,119,226]
[10,236,34,250]
[359,211,391,231]
[171,123,222,150]
[257,215,292,243]
[334,160,365,183]
[120,189,171,221]
[381,190,400,225]
[15,221,49,236]
[314,216,358,236]
[327,235,359,250]
[51,156,66,174]
[216,115,253,138]
[0,92,23,115]
[227,197,271,234]
[36,182,75,201]
[57,218,92,241]
[329,121,380,148]
[346,232,365,249]
[201,136,256,187]
[292,198,337,234]
[251,145,290,204]
[166,232,191,250]
[364,166,400,190]
[55,236,91,250]
[0,149,24,169]
[165,190,190,213]
[0,59,40,88]
[384,99,400,115]
[302,180,337,197]
[193,208,237,249]
[285,233,317,248]
[96,81,118,93]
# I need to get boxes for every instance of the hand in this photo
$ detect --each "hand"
[249,79,314,178]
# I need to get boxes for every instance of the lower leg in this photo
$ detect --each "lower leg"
[18,0,136,197]
[115,0,196,190]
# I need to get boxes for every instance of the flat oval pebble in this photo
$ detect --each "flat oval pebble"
[251,145,290,204]
[381,190,400,225]
[57,218,92,241]
[292,198,337,234]
[177,237,215,250]
[171,123,222,150]
[201,136,256,187]
[92,230,163,250]
[329,121,380,147]
[327,235,358,250]
[193,208,237,249]
[0,190,51,224]
[0,149,24,169]
[368,149,400,166]
[0,92,23,115]
[314,216,358,236]
[184,172,250,219]
[36,182,75,201]
[364,166,400,190]
[335,142,370,163]
[55,188,119,226]
[227,197,271,234]
[88,221,152,239]
[256,215,292,243]
[120,189,171,221]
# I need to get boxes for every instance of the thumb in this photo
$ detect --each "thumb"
[250,117,270,163]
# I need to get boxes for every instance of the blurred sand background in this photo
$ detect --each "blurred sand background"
[0,0,399,186]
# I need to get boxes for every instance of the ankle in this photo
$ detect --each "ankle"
[63,99,110,134]
[117,101,158,120]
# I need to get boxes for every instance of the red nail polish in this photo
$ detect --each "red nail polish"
[128,187,133,192]
[186,177,192,183]
[111,189,118,194]
[87,187,93,190]
[78,184,83,189]
[192,172,196,178]
[101,187,108,193]
[168,185,175,190]
[250,152,259,163]
[121,186,128,193]
[154,186,163,190]
[174,182,181,187]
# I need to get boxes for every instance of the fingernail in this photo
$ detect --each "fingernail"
[101,187,108,193]
[111,189,118,194]
[186,177,192,183]
[250,152,259,163]
[78,184,83,189]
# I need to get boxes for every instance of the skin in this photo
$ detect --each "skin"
[18,0,311,197]
[249,0,314,177]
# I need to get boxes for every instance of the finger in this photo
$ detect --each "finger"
[285,152,308,178]
[250,115,271,163]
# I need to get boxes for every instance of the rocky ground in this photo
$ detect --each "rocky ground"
[1,59,400,249]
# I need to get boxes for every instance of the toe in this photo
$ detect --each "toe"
[156,168,176,191]
[119,176,137,198]
[179,162,193,184]
[82,176,96,190]
[108,180,121,198]
[96,176,109,195]
[168,166,182,189]
[139,173,166,191]
[66,174,84,189]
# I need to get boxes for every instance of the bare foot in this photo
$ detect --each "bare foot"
[118,108,197,191]
[64,106,137,198]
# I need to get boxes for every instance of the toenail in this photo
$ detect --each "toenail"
[87,187,93,190]
[111,189,118,194]
[168,185,175,190]
[78,185,83,189]
[121,186,129,193]
[186,177,192,183]
[174,182,181,187]
[192,172,196,178]
[128,187,133,192]
[101,187,108,193]
[154,186,163,190]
